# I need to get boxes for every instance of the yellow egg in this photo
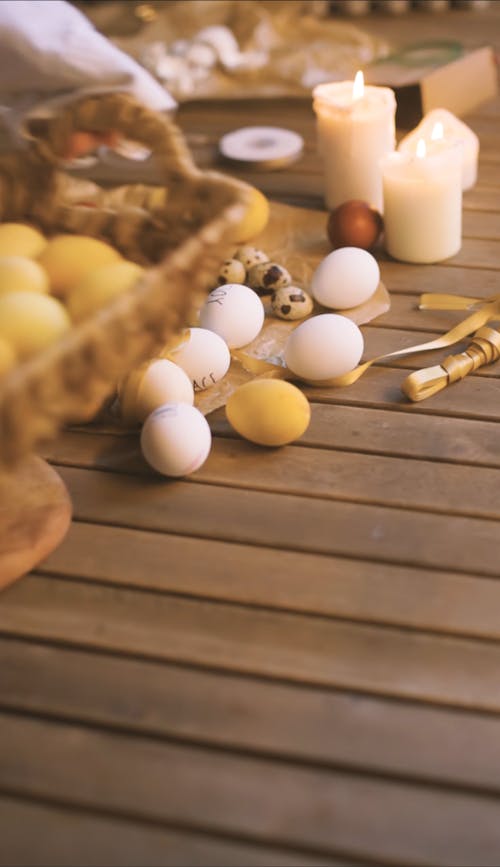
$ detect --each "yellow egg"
[226,378,311,447]
[0,223,47,258]
[227,185,270,244]
[38,234,122,298]
[0,256,49,296]
[0,337,16,377]
[67,260,144,322]
[0,291,71,359]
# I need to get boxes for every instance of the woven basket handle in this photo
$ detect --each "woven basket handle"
[28,92,197,186]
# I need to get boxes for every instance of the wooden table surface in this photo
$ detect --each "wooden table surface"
[2,4,500,865]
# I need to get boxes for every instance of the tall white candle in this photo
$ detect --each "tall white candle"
[313,72,396,213]
[381,139,463,263]
[397,108,479,190]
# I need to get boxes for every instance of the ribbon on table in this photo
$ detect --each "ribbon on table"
[234,294,500,393]
[402,325,500,401]
[401,293,500,401]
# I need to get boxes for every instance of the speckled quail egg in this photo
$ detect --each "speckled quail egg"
[271,286,314,320]
[247,261,292,296]
[234,246,269,271]
[216,257,246,285]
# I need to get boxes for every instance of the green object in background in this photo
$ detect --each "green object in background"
[374,39,464,68]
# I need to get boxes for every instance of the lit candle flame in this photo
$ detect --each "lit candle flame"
[352,70,364,101]
[431,121,444,141]
[416,138,427,159]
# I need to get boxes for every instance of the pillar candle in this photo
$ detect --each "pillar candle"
[381,139,463,263]
[313,72,396,212]
[397,108,479,190]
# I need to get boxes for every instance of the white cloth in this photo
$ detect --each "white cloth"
[0,0,176,143]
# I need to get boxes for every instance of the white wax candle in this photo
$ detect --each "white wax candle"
[313,73,396,212]
[382,140,462,263]
[397,108,479,190]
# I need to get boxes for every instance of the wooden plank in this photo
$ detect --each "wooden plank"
[210,402,500,466]
[460,187,500,213]
[2,712,500,866]
[379,261,500,296]
[4,575,500,710]
[303,364,500,422]
[371,292,499,333]
[40,430,500,520]
[36,519,500,638]
[212,168,500,221]
[362,325,500,377]
[4,636,500,793]
[0,794,331,867]
[478,151,500,165]
[195,143,500,210]
[70,394,500,467]
[442,237,500,270]
[44,465,500,576]
[476,162,500,189]
[462,209,500,239]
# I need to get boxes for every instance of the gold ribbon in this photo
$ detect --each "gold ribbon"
[401,325,500,401]
[153,293,500,404]
[234,296,500,392]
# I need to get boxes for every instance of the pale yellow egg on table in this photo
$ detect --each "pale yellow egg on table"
[0,337,16,377]
[0,256,49,296]
[38,234,122,298]
[226,184,270,244]
[67,260,144,322]
[0,291,71,359]
[0,223,47,258]
[226,379,311,447]
[119,358,194,425]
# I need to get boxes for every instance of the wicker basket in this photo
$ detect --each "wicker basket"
[0,92,250,463]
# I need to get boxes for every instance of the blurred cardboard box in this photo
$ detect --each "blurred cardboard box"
[364,42,498,129]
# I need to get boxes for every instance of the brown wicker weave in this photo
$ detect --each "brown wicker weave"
[0,92,250,463]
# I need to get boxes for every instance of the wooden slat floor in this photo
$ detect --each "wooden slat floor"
[2,5,500,865]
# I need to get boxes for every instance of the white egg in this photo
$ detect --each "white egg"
[284,313,364,382]
[167,327,231,391]
[310,246,380,310]
[120,358,194,424]
[198,283,265,348]
[141,403,212,477]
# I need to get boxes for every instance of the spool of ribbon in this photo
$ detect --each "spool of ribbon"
[401,324,500,401]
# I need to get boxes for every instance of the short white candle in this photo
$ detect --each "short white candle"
[397,108,479,190]
[382,138,463,264]
[313,71,396,212]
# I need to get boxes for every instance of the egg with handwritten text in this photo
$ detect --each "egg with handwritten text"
[165,327,230,392]
[199,283,264,348]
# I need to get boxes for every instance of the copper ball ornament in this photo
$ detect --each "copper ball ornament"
[327,200,383,251]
